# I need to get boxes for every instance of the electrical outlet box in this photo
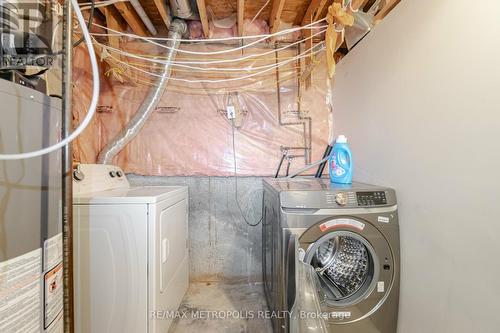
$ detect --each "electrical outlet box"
[226,105,236,119]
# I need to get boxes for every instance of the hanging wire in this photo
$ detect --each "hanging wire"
[90,18,327,44]
[104,42,325,84]
[122,58,302,74]
[94,29,326,67]
[231,117,263,227]
[114,68,301,95]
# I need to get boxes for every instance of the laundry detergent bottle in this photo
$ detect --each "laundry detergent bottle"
[329,135,353,184]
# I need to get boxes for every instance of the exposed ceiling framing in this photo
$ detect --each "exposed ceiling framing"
[88,0,400,39]
[86,0,400,87]
[196,0,210,37]
[112,1,149,36]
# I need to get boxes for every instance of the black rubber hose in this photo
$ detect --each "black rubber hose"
[274,153,286,178]
[314,144,333,178]
[72,0,95,48]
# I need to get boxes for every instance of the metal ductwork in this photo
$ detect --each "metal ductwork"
[97,19,188,165]
[344,0,383,50]
[169,0,193,19]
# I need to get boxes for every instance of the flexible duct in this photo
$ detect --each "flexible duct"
[97,19,188,165]
[169,0,193,19]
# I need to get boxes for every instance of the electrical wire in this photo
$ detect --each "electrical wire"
[90,18,327,44]
[98,33,325,75]
[124,58,302,73]
[96,29,326,66]
[103,27,326,66]
[116,68,300,95]
[0,0,100,160]
[231,118,263,227]
[98,45,327,92]
[106,43,325,84]
[73,0,95,48]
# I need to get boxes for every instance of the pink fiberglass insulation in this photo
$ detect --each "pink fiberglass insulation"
[243,19,270,36]
[188,21,204,40]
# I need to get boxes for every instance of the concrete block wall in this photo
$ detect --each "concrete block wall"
[128,175,264,283]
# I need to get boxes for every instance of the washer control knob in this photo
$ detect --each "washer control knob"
[335,192,348,206]
[109,171,117,178]
[116,171,123,178]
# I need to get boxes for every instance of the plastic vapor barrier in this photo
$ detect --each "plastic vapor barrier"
[72,40,331,176]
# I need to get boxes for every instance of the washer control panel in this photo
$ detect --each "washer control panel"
[325,191,389,207]
[278,183,396,209]
[356,191,388,206]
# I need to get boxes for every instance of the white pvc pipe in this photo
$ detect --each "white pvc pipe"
[0,0,100,160]
[129,0,158,36]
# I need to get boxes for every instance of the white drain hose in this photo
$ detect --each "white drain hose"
[0,0,100,160]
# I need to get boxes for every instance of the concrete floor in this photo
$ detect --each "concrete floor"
[169,282,273,333]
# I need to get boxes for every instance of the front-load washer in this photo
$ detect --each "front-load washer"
[72,164,189,333]
[262,178,399,333]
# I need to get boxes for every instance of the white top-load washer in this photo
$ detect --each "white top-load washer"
[72,164,188,333]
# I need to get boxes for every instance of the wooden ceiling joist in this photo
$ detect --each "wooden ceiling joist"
[152,0,172,29]
[100,6,126,50]
[113,1,149,36]
[301,0,329,26]
[196,0,210,38]
[269,0,286,33]
[237,0,245,36]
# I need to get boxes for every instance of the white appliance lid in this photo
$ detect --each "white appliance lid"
[74,186,187,204]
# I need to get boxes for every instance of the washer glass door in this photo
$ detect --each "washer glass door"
[305,230,379,307]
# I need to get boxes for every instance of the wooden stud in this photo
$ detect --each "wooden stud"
[269,0,286,33]
[301,0,330,88]
[237,0,245,36]
[304,29,313,88]
[153,0,172,29]
[113,1,149,36]
[196,0,210,38]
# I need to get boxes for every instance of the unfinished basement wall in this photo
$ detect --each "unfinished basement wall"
[331,0,500,332]
[72,42,333,282]
[72,43,331,176]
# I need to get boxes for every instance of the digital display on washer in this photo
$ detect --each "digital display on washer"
[356,191,387,206]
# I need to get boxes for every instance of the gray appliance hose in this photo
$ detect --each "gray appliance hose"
[97,20,188,164]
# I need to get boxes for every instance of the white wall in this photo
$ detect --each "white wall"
[332,0,500,332]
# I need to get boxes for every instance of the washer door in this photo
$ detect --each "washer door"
[300,218,395,324]
[305,231,378,307]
